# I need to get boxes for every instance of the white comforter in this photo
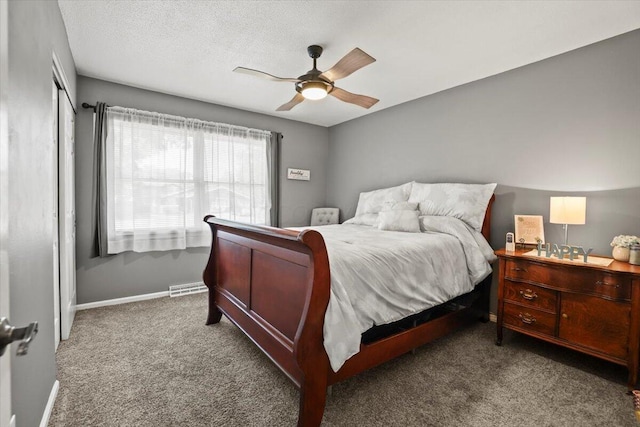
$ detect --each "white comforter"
[300,216,496,372]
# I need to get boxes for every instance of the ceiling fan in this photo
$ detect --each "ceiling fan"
[234,45,379,111]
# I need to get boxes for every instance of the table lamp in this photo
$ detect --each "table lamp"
[549,196,586,246]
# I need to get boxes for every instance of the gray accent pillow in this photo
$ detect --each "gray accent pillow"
[378,210,421,233]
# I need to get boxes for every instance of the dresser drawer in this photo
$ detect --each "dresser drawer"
[503,280,556,312]
[505,259,631,301]
[503,302,556,336]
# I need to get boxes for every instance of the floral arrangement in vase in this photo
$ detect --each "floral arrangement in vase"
[610,235,640,262]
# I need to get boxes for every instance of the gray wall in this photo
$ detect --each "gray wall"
[327,30,640,312]
[7,1,76,426]
[76,77,329,304]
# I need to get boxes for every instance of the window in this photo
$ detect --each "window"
[105,107,272,253]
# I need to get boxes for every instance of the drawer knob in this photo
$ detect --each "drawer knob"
[519,289,538,300]
[562,313,568,319]
[518,313,536,325]
[513,267,528,272]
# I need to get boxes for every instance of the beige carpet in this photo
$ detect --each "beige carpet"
[49,293,636,426]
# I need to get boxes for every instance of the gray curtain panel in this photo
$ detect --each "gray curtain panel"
[90,102,109,258]
[269,132,282,227]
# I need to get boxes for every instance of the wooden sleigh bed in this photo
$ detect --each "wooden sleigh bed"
[203,195,494,426]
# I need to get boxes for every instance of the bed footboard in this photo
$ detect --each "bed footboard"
[203,216,331,426]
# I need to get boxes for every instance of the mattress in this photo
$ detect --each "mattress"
[299,216,496,371]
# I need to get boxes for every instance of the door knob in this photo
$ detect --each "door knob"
[0,317,38,357]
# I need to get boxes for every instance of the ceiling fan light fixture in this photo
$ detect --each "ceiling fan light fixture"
[298,81,331,100]
[302,86,327,100]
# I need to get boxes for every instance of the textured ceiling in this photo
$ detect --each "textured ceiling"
[58,1,640,127]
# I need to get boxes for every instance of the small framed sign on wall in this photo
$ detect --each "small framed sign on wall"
[287,168,310,181]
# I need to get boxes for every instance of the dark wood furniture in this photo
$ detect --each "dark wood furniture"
[496,248,640,390]
[203,196,494,426]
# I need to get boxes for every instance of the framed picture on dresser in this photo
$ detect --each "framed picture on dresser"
[514,214,545,245]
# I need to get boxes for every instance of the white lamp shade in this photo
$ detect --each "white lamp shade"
[549,197,586,225]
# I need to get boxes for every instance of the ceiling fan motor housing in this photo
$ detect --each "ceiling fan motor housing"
[297,46,334,97]
[307,45,323,59]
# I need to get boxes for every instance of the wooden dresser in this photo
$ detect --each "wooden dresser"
[495,248,640,390]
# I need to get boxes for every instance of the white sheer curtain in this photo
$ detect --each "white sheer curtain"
[105,107,271,254]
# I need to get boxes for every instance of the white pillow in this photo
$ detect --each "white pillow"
[343,213,379,227]
[378,210,420,233]
[381,201,418,212]
[408,182,496,231]
[354,182,412,216]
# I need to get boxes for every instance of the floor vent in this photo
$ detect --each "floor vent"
[169,282,207,297]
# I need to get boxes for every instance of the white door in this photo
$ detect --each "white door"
[52,82,60,351]
[0,1,12,425]
[58,93,76,340]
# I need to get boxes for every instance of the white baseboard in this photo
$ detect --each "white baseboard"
[76,291,169,311]
[489,313,497,323]
[39,380,59,427]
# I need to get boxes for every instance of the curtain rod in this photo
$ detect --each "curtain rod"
[82,102,113,111]
[80,102,282,138]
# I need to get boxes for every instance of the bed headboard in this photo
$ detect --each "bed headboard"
[480,194,495,242]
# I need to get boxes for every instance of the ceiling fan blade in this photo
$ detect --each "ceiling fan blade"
[276,93,305,111]
[330,87,379,109]
[234,67,300,83]
[320,48,376,81]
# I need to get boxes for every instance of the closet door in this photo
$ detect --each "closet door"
[59,93,76,340]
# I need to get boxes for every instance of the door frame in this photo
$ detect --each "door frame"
[0,0,13,425]
[52,80,60,351]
